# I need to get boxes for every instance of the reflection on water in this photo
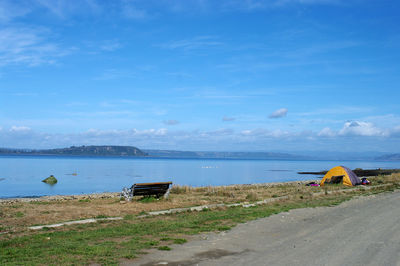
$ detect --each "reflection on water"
[0,156,399,198]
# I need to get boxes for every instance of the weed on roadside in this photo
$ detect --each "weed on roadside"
[158,246,172,251]
[173,238,187,244]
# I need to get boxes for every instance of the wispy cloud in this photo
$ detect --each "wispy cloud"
[121,0,149,20]
[35,0,102,18]
[298,106,373,117]
[274,0,344,6]
[0,0,31,22]
[221,0,346,11]
[159,36,223,51]
[93,69,136,80]
[9,125,32,133]
[269,108,288,119]
[165,72,194,78]
[284,41,360,59]
[100,40,122,52]
[0,26,71,67]
[12,92,39,97]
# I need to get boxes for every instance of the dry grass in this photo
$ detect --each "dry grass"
[1,174,399,236]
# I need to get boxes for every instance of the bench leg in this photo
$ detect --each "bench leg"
[163,187,172,199]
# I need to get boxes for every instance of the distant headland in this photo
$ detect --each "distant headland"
[0,145,147,157]
[0,146,307,160]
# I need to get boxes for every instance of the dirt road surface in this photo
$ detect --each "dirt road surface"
[131,191,400,266]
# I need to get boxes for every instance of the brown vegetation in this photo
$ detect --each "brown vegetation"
[1,175,399,236]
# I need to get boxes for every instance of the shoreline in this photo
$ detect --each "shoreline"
[0,180,319,203]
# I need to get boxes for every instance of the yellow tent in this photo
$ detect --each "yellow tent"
[320,166,361,186]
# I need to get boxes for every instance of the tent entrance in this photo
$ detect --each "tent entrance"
[324,175,344,184]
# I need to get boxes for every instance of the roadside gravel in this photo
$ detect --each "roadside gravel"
[133,190,400,266]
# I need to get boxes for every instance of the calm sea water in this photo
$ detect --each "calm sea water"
[1,155,399,198]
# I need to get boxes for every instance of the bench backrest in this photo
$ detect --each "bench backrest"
[131,182,172,196]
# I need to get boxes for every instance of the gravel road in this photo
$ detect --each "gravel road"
[131,191,400,266]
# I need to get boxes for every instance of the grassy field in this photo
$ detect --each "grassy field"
[1,174,399,265]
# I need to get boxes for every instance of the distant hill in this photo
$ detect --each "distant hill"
[144,150,308,160]
[0,146,308,160]
[0,145,147,157]
[376,154,400,161]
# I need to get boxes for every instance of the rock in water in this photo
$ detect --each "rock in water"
[42,175,57,185]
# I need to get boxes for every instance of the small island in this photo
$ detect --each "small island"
[42,175,58,185]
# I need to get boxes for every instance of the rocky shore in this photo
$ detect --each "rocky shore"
[0,180,319,204]
[0,192,121,204]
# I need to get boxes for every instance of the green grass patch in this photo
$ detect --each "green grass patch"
[79,199,91,203]
[0,184,396,265]
[124,214,135,220]
[15,212,24,218]
[138,196,158,203]
[144,240,159,247]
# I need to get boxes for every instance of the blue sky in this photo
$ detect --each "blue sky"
[0,0,399,152]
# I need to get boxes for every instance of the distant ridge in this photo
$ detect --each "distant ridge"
[375,154,400,161]
[144,149,309,160]
[0,145,147,157]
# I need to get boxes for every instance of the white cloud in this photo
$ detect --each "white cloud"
[1,123,400,151]
[269,108,288,119]
[338,121,387,137]
[318,121,391,138]
[318,127,336,137]
[9,126,32,132]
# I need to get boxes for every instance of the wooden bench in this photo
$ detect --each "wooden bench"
[121,181,172,201]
